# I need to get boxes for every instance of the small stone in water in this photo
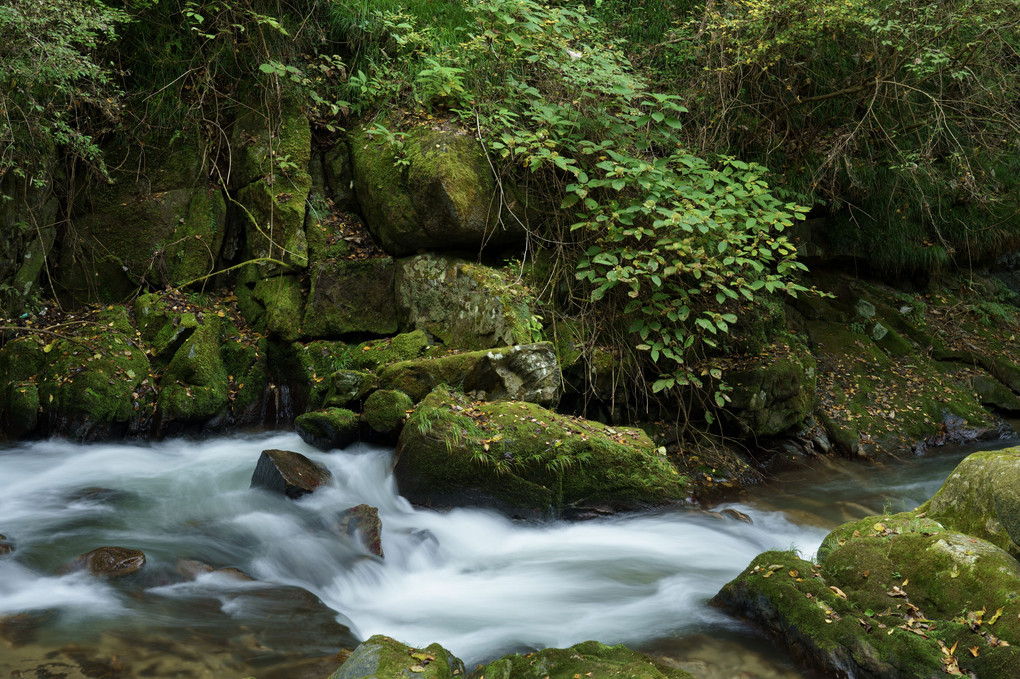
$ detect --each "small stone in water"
[65,546,146,577]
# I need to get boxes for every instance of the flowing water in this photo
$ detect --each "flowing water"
[0,432,1014,678]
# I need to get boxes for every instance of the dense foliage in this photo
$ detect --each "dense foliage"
[4,0,1018,411]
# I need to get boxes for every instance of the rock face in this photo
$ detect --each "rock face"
[476,640,695,679]
[329,634,465,679]
[922,447,1020,556]
[717,460,1020,679]
[396,253,536,350]
[378,343,561,405]
[295,408,360,451]
[348,124,526,256]
[55,135,226,305]
[394,388,685,517]
[721,343,816,437]
[303,257,399,337]
[335,504,384,557]
[250,449,332,498]
[66,547,146,577]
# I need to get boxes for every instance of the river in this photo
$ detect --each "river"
[0,432,1014,678]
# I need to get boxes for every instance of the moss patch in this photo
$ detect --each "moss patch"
[329,634,464,679]
[361,389,413,437]
[477,640,695,679]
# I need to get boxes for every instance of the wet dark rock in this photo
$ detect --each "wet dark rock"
[250,449,332,499]
[175,558,215,580]
[334,504,384,557]
[65,547,146,577]
[720,508,753,524]
[0,533,12,555]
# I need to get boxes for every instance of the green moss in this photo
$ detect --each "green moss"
[295,407,360,451]
[157,318,230,423]
[323,369,378,407]
[329,635,464,679]
[351,330,433,370]
[478,640,695,679]
[722,342,816,436]
[922,448,1020,556]
[395,388,685,515]
[285,340,356,409]
[361,389,413,435]
[302,258,398,337]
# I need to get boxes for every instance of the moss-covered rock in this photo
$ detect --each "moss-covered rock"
[56,134,226,304]
[277,340,356,410]
[228,96,312,272]
[295,408,360,451]
[157,317,230,426]
[348,124,525,256]
[378,343,560,405]
[323,370,378,408]
[394,388,685,516]
[303,258,398,337]
[721,343,817,437]
[361,389,413,440]
[923,448,1020,556]
[1,323,154,439]
[970,373,1020,413]
[329,635,464,679]
[396,253,536,350]
[350,330,433,371]
[476,640,695,679]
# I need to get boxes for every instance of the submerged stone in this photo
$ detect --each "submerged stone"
[329,634,464,679]
[250,449,332,499]
[65,547,146,577]
[0,533,12,556]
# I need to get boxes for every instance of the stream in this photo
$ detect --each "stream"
[0,432,1015,679]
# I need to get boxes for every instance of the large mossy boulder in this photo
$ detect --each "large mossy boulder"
[235,270,306,341]
[329,634,464,679]
[303,257,399,337]
[0,316,153,439]
[377,343,560,405]
[361,389,413,440]
[56,135,226,305]
[348,124,526,256]
[922,448,1020,556]
[717,508,1020,678]
[721,343,817,437]
[476,641,695,679]
[396,253,535,350]
[230,97,312,272]
[394,388,685,517]
[157,317,230,426]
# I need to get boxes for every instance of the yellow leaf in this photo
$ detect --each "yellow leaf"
[988,607,1004,625]
[969,646,979,657]
[410,665,427,673]
[829,586,848,600]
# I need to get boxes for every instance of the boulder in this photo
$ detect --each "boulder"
[157,317,230,427]
[971,374,1020,413]
[396,253,536,350]
[922,447,1020,556]
[0,314,153,439]
[302,257,399,337]
[55,135,226,304]
[394,388,685,517]
[230,97,312,272]
[323,370,378,408]
[361,389,413,441]
[378,343,561,405]
[250,449,332,498]
[476,640,695,679]
[350,330,432,371]
[235,271,306,341]
[0,533,12,556]
[65,547,146,577]
[348,124,526,256]
[717,508,1020,679]
[721,343,817,437]
[329,634,464,679]
[334,504,384,557]
[295,408,360,451]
